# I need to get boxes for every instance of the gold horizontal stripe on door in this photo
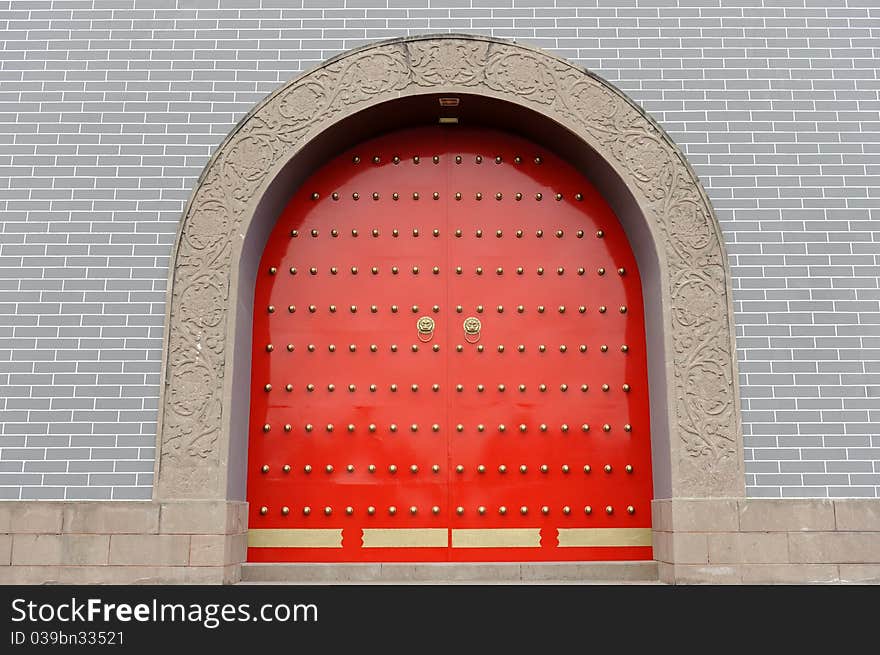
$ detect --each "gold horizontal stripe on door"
[247,529,343,548]
[451,528,542,548]
[361,528,449,548]
[556,528,653,548]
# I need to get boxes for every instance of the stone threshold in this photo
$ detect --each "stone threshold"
[239,561,659,584]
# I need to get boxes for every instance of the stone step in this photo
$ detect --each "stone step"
[239,561,660,584]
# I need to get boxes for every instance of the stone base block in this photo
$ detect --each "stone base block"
[2,498,878,584]
[240,561,660,584]
[0,565,240,585]
[653,498,880,584]
[0,500,245,585]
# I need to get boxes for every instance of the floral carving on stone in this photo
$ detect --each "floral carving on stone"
[158,35,742,499]
[184,200,230,251]
[484,51,559,105]
[409,40,489,86]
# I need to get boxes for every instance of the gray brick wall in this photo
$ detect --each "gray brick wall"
[0,0,878,500]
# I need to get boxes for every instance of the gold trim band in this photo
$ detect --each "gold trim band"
[556,528,653,548]
[362,528,448,548]
[247,529,342,548]
[452,528,541,548]
[247,527,652,549]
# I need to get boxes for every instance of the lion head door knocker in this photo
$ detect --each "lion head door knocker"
[463,316,482,344]
[417,316,436,343]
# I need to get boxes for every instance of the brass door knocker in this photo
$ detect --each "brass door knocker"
[417,316,435,342]
[463,316,482,343]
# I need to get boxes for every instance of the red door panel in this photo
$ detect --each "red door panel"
[247,126,652,562]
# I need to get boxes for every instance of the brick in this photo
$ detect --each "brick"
[838,564,880,584]
[228,501,248,534]
[109,534,190,566]
[189,535,228,567]
[62,534,110,566]
[0,534,11,565]
[0,567,64,585]
[0,565,234,585]
[740,564,840,584]
[833,500,880,531]
[738,499,836,532]
[651,499,671,530]
[670,564,742,585]
[8,503,63,533]
[159,501,236,535]
[11,535,65,567]
[788,532,880,564]
[651,530,672,563]
[189,533,247,566]
[670,499,739,532]
[0,506,10,532]
[671,533,709,564]
[61,501,160,534]
[707,532,789,564]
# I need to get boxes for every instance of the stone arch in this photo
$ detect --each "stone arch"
[155,34,743,503]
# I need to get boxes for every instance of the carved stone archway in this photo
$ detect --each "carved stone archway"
[155,34,744,506]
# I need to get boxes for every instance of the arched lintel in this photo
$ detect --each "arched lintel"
[156,34,743,503]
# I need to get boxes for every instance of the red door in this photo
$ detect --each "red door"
[247,127,653,562]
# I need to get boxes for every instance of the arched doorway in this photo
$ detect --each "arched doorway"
[246,126,653,562]
[155,35,743,582]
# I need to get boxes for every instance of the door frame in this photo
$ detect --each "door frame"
[155,35,743,518]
